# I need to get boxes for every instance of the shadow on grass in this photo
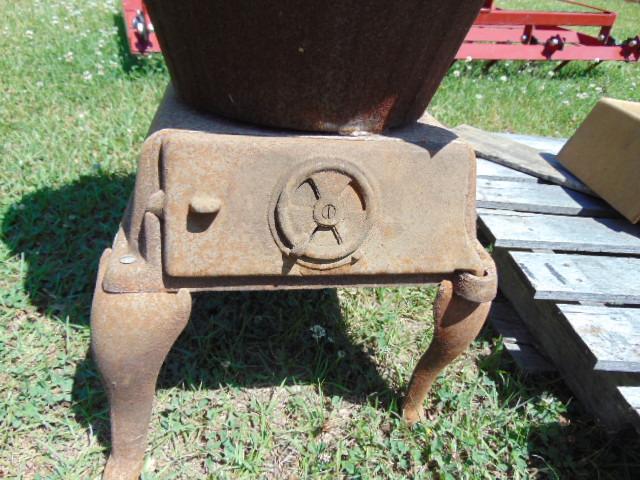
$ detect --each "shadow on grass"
[1,173,392,447]
[476,326,640,479]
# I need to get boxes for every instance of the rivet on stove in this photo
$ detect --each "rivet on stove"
[119,255,137,265]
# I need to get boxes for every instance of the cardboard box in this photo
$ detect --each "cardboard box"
[558,98,640,223]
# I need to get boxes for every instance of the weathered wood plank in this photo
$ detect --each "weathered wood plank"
[489,301,556,373]
[620,387,640,413]
[477,179,615,217]
[559,305,640,373]
[496,133,567,155]
[480,212,640,254]
[477,159,539,183]
[454,124,593,194]
[494,249,639,431]
[510,251,640,304]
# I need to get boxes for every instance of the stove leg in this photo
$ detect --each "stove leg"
[402,251,497,425]
[90,250,192,480]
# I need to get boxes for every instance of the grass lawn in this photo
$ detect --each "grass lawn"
[1,0,639,478]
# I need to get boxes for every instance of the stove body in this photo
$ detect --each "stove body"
[91,87,497,479]
[102,88,484,293]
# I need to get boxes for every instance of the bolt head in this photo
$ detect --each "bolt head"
[119,255,136,264]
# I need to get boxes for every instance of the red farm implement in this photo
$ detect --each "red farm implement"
[122,0,639,63]
[457,0,639,62]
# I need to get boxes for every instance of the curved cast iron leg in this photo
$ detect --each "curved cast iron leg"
[402,280,492,424]
[402,245,497,425]
[91,249,192,480]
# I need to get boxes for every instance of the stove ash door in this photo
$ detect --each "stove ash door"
[159,132,482,284]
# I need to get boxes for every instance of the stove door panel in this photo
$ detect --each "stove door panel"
[161,133,481,279]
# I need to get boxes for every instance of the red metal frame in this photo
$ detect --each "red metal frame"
[122,0,159,54]
[121,0,639,62]
[474,0,617,27]
[457,0,638,62]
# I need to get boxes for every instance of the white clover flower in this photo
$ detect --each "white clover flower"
[309,325,326,340]
[500,75,507,82]
[52,16,59,25]
[82,71,93,81]
[36,81,44,88]
[221,360,231,369]
[25,30,34,39]
[576,92,589,100]
[337,350,346,359]
[547,71,555,77]
[465,56,473,62]
[562,100,570,106]
[452,69,461,78]
[64,51,74,63]
[318,452,332,463]
[475,94,484,100]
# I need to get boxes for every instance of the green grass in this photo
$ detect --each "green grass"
[432,1,640,135]
[1,0,640,478]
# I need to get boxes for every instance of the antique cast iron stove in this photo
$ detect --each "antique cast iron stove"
[91,1,497,478]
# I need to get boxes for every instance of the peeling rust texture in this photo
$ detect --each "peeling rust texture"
[101,87,484,294]
[144,0,485,133]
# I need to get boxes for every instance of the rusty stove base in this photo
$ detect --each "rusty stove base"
[91,86,497,480]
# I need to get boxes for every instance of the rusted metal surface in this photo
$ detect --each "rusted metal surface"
[402,244,496,424]
[91,250,191,480]
[92,89,496,478]
[100,87,483,293]
[143,0,484,133]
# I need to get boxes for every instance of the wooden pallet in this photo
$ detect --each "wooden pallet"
[488,299,556,374]
[458,125,592,193]
[476,133,640,433]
